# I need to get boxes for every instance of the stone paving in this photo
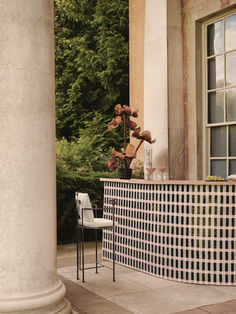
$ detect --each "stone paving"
[57,243,236,314]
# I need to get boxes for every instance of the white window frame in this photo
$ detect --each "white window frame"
[202,11,236,178]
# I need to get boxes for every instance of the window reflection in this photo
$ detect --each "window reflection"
[207,20,224,56]
[229,125,236,156]
[226,14,236,51]
[211,160,226,179]
[208,91,224,123]
[211,126,226,157]
[229,160,236,175]
[208,56,224,90]
[226,88,236,121]
[226,51,236,86]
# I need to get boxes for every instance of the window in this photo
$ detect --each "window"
[205,13,236,178]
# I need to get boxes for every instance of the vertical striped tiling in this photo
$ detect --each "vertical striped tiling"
[102,181,236,285]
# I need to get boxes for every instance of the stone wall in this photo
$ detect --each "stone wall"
[129,0,236,180]
[182,0,236,179]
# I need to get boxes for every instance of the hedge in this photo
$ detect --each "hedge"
[56,167,118,243]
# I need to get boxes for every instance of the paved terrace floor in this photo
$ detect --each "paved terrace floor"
[57,242,236,314]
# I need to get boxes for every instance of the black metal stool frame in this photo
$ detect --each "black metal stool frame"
[76,198,117,282]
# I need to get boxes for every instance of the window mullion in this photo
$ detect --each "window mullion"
[226,126,229,176]
[208,128,211,175]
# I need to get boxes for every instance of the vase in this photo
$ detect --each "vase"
[118,168,132,180]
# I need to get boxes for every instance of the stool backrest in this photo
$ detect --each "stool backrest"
[75,192,94,222]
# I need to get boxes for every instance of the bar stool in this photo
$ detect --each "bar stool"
[75,192,117,282]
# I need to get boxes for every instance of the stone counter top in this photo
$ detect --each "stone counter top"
[100,177,236,185]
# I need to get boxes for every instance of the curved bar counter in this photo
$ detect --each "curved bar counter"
[101,178,236,286]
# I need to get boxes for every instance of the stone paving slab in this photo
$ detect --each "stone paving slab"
[58,263,236,314]
[58,243,236,314]
[60,275,132,314]
[176,299,236,313]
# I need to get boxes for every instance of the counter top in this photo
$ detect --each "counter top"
[100,178,236,185]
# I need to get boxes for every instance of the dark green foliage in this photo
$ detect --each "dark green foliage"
[56,166,143,243]
[54,0,129,139]
[56,140,143,243]
[56,112,123,172]
[55,0,130,243]
[56,166,117,243]
[56,128,119,242]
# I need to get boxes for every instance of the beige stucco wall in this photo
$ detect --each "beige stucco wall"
[182,0,236,179]
[129,0,145,167]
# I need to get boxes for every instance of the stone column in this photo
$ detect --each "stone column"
[167,0,185,180]
[144,0,169,180]
[129,0,145,164]
[0,1,71,313]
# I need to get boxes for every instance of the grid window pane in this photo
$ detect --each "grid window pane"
[206,14,236,178]
[211,126,226,157]
[211,160,227,178]
[208,56,224,90]
[225,14,236,51]
[226,88,236,121]
[229,160,236,174]
[229,125,236,156]
[226,51,236,86]
[208,91,224,123]
[207,20,224,56]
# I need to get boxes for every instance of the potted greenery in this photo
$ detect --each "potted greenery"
[105,104,155,179]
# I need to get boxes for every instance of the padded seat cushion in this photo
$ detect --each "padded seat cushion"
[78,218,114,228]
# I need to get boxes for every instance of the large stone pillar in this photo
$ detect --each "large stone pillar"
[144,0,169,179]
[129,0,145,164]
[0,1,71,313]
[143,0,185,180]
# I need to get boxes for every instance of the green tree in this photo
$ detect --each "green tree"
[54,0,129,139]
[56,112,123,172]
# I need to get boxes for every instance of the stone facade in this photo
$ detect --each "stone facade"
[129,0,236,180]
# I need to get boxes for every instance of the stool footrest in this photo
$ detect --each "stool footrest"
[79,263,105,271]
